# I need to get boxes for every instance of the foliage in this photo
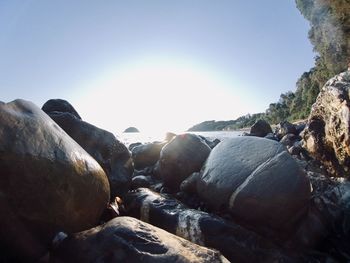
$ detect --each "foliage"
[188,0,350,131]
[187,120,236,131]
[266,0,350,124]
[187,114,267,131]
[296,0,350,75]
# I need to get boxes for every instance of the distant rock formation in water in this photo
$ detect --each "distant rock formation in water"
[124,127,140,133]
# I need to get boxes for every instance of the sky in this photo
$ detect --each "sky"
[0,0,314,134]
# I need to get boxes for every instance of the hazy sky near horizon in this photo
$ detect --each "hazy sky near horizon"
[0,1,314,134]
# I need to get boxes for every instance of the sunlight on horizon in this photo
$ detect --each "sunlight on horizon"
[75,57,253,136]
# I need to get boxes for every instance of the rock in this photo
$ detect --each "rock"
[42,98,81,119]
[211,138,221,148]
[51,216,229,263]
[291,172,350,261]
[124,126,140,133]
[129,142,142,151]
[180,172,201,194]
[288,145,302,156]
[196,137,311,230]
[280,134,300,148]
[302,71,350,177]
[131,142,166,170]
[250,119,273,137]
[295,121,306,135]
[275,121,297,140]
[199,135,221,149]
[125,188,295,263]
[131,175,152,189]
[264,133,278,141]
[158,134,211,191]
[132,166,154,177]
[46,111,133,199]
[164,132,177,141]
[0,100,110,261]
[100,197,122,222]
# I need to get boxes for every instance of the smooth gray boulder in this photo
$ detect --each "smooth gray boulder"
[158,134,211,191]
[0,100,110,261]
[46,111,133,199]
[197,137,311,230]
[51,216,229,263]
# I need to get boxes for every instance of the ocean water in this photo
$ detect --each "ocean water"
[118,130,243,147]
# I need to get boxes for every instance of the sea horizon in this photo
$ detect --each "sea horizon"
[118,130,244,146]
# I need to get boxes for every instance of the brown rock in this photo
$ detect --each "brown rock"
[46,110,133,199]
[302,71,350,177]
[0,100,110,261]
[51,216,229,263]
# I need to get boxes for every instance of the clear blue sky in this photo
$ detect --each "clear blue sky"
[0,1,314,134]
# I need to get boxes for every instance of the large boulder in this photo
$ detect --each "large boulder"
[0,100,110,261]
[51,217,229,263]
[250,119,273,137]
[46,110,133,199]
[158,134,211,191]
[131,142,165,170]
[125,188,294,263]
[42,98,81,119]
[196,137,311,230]
[302,71,350,177]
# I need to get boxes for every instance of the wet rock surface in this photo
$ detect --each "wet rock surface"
[125,188,295,263]
[46,110,133,199]
[158,134,211,191]
[51,216,229,263]
[197,137,311,230]
[131,175,152,189]
[0,100,110,261]
[131,142,166,170]
[303,71,350,177]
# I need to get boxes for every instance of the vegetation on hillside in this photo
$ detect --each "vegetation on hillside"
[188,0,350,132]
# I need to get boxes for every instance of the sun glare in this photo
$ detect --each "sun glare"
[76,57,250,136]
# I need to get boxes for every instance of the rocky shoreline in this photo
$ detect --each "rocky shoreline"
[1,71,350,262]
